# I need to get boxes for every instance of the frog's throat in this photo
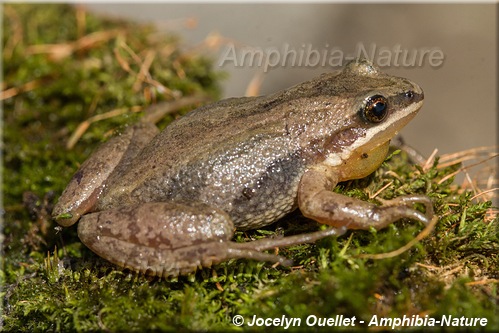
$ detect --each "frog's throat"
[336,141,390,181]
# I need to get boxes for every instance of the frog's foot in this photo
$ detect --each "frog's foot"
[376,195,434,222]
[77,202,344,277]
[298,168,434,230]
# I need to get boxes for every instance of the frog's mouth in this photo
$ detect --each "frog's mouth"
[363,102,421,152]
[325,98,423,181]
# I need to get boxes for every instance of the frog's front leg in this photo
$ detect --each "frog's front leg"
[77,201,303,277]
[298,165,433,230]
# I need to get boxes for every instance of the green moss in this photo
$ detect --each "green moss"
[2,3,223,261]
[3,4,498,332]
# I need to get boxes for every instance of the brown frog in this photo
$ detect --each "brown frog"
[53,59,433,277]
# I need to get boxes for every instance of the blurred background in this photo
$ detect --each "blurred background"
[85,3,496,158]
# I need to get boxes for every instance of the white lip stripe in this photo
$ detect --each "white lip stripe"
[324,100,423,167]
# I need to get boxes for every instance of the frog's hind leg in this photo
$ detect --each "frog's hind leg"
[78,201,230,277]
[227,226,347,265]
[53,123,159,227]
[77,201,304,277]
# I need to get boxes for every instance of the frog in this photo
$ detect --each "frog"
[52,59,433,277]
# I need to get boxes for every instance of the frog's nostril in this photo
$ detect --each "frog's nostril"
[405,91,414,100]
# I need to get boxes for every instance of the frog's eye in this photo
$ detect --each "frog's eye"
[362,95,388,123]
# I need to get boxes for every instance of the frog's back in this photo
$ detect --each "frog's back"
[98,92,310,228]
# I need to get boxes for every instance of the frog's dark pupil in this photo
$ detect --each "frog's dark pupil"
[372,101,386,117]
